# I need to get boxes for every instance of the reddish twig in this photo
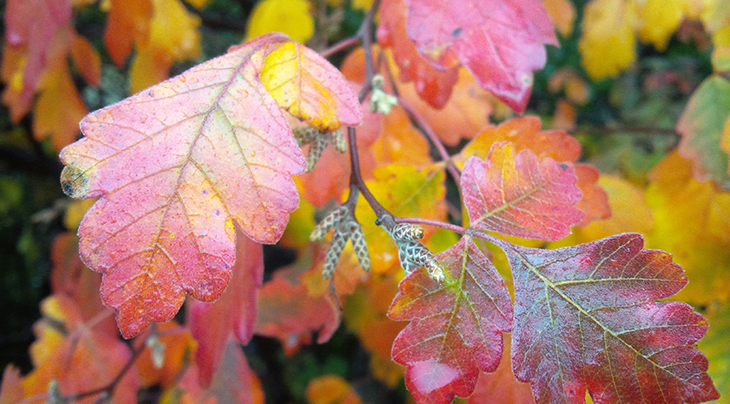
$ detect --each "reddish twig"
[396,217,467,235]
[320,36,361,58]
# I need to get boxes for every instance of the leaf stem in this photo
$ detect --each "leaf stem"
[395,217,509,248]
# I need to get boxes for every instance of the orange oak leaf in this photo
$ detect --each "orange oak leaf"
[254,270,341,356]
[260,42,362,132]
[58,33,355,338]
[134,321,197,388]
[22,295,139,404]
[467,337,534,404]
[306,375,362,404]
[70,33,101,87]
[188,230,263,387]
[504,233,719,403]
[376,0,459,109]
[403,0,558,112]
[462,142,584,241]
[103,0,153,67]
[389,235,513,403]
[458,117,610,227]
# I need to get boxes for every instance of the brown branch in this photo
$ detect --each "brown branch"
[396,217,467,235]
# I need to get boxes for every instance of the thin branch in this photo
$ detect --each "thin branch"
[570,125,680,138]
[348,127,390,220]
[396,217,467,235]
[397,97,462,184]
[320,36,361,58]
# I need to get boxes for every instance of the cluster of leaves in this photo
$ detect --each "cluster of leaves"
[1,0,730,403]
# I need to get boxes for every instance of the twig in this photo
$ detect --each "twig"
[347,127,390,220]
[570,126,680,138]
[396,217,467,235]
[397,97,462,184]
[320,36,361,58]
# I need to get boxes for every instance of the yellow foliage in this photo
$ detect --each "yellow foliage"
[246,0,314,44]
[549,174,653,249]
[645,152,730,304]
[63,198,97,231]
[579,0,637,80]
[635,0,687,50]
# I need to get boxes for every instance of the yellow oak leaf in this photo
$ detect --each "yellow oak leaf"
[33,59,88,151]
[645,151,730,304]
[635,0,687,51]
[579,0,638,80]
[246,0,314,44]
[549,174,654,248]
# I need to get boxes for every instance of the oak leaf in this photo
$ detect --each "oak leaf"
[59,33,358,338]
[376,0,459,109]
[579,0,637,80]
[389,235,513,403]
[103,0,153,67]
[462,142,584,241]
[306,375,362,404]
[676,75,730,184]
[134,321,197,388]
[187,231,263,386]
[457,117,610,227]
[505,233,719,403]
[404,0,558,112]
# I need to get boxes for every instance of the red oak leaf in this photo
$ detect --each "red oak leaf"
[404,0,558,111]
[58,33,357,338]
[188,230,263,387]
[461,142,584,241]
[504,233,719,403]
[388,235,513,404]
[377,0,459,108]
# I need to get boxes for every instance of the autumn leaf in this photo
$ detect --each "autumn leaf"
[389,235,513,404]
[3,0,72,118]
[306,375,362,404]
[403,0,558,112]
[376,0,459,109]
[543,0,575,37]
[259,41,362,132]
[245,0,315,44]
[462,142,584,240]
[188,230,263,386]
[50,233,117,337]
[504,233,719,403]
[457,117,610,227]
[135,321,197,388]
[103,0,153,67]
[467,338,534,404]
[644,152,730,305]
[21,296,139,404]
[0,367,23,404]
[129,0,202,93]
[700,300,730,403]
[255,266,341,355]
[676,75,730,183]
[58,33,360,338]
[579,0,637,80]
